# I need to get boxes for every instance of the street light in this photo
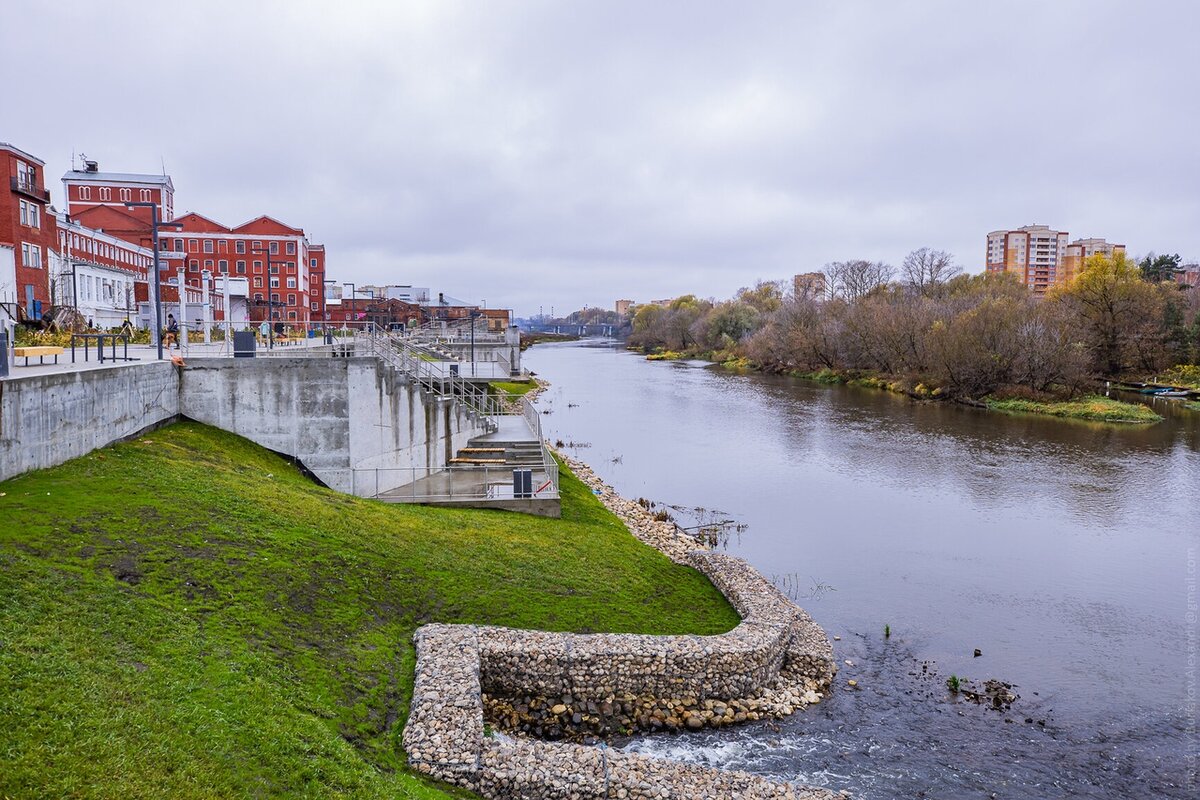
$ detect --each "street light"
[250,245,288,348]
[125,201,180,360]
[323,278,336,330]
[468,308,482,377]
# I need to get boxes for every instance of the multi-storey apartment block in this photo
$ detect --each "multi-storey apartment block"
[986,224,1070,294]
[987,225,1126,293]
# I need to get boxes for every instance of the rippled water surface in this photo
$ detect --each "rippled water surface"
[524,340,1200,799]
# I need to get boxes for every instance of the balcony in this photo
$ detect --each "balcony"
[10,177,50,202]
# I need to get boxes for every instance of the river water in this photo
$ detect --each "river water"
[524,340,1199,800]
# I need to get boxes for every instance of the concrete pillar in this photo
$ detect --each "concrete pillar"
[201,269,212,344]
[176,268,188,347]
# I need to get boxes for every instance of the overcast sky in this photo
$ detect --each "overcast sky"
[6,1,1197,315]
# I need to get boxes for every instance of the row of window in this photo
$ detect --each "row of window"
[164,238,298,256]
[18,199,40,228]
[77,186,154,203]
[182,259,300,275]
[73,274,135,306]
[60,232,152,269]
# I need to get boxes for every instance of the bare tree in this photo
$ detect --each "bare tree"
[901,248,961,295]
[826,260,894,302]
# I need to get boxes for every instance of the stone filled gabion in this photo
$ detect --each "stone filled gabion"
[403,452,843,799]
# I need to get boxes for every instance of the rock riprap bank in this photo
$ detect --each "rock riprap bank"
[403,453,841,799]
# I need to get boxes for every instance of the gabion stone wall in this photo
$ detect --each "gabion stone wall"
[403,549,842,799]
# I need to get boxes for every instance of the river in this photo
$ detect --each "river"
[524,339,1199,799]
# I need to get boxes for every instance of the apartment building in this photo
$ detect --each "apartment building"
[1061,238,1126,284]
[986,225,1070,294]
[987,225,1128,293]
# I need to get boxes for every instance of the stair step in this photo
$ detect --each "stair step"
[459,447,505,454]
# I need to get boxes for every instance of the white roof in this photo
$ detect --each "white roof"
[62,169,174,190]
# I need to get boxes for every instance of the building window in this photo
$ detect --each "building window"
[99,187,112,201]
[270,277,279,288]
[253,292,263,301]
[21,244,42,268]
[288,311,297,321]
[120,188,132,201]
[286,261,295,273]
[236,260,246,274]
[285,241,296,255]
[287,294,296,305]
[203,239,214,253]
[270,292,280,302]
[269,241,279,255]
[204,259,214,269]
[235,240,246,254]
[216,240,227,254]
[269,264,279,275]
[141,189,151,202]
[253,260,263,273]
[253,276,263,288]
[173,238,183,251]
[310,258,317,268]
[311,302,319,311]
[79,186,92,200]
[218,260,228,274]
[286,277,296,288]
[188,239,199,252]
[189,259,199,272]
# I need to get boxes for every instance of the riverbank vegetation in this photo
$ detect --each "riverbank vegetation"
[0,422,737,799]
[627,250,1199,421]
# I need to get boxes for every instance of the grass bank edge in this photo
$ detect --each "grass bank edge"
[0,421,738,799]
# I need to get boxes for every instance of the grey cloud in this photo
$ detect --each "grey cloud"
[5,0,1197,313]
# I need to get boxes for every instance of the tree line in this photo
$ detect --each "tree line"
[628,249,1200,400]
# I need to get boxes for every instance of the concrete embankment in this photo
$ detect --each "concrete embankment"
[0,358,485,492]
[403,452,842,799]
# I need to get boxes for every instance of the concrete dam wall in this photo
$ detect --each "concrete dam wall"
[0,357,486,491]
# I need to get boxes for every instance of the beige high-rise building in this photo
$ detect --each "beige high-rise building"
[1060,238,1126,284]
[793,272,827,301]
[987,225,1126,292]
[986,224,1069,294]
[615,299,634,316]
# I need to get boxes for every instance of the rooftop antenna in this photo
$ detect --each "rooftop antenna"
[160,155,167,176]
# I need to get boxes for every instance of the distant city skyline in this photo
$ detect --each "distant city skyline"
[5,1,1197,315]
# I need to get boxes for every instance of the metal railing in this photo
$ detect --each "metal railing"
[351,460,558,502]
[359,326,505,432]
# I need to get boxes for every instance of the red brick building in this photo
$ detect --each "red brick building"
[1,143,58,321]
[157,213,321,325]
[63,159,174,224]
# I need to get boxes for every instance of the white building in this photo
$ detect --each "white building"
[53,214,154,328]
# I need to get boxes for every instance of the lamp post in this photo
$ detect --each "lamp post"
[251,245,287,348]
[124,201,178,360]
[343,283,357,328]
[468,308,482,377]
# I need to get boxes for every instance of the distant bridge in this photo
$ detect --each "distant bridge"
[523,323,619,337]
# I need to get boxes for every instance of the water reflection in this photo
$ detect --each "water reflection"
[526,341,1199,799]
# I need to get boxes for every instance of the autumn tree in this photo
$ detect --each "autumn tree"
[900,248,961,296]
[826,260,894,301]
[1051,252,1166,375]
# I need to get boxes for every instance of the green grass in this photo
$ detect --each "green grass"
[0,422,738,799]
[489,380,536,397]
[986,394,1163,423]
[1184,401,1200,412]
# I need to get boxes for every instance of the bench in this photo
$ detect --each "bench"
[13,346,65,365]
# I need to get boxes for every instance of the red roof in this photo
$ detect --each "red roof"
[231,215,304,236]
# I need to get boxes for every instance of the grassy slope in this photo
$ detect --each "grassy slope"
[488,380,536,397]
[0,422,738,799]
